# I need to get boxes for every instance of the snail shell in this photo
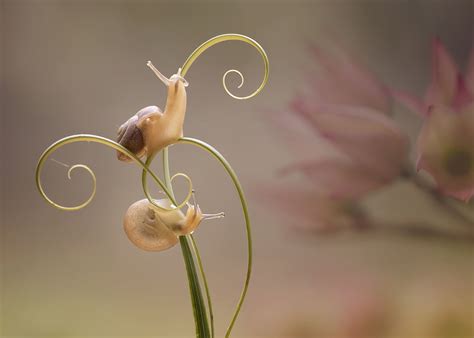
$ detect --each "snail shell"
[123,199,179,252]
[116,106,162,162]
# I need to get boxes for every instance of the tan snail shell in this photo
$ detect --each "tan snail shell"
[123,198,203,252]
[117,63,188,162]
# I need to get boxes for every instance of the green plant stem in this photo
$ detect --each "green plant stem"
[178,137,253,338]
[140,33,266,338]
[162,147,211,338]
[173,33,264,337]
[179,236,211,338]
[189,234,215,338]
[161,149,215,334]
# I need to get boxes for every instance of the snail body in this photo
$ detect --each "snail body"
[117,63,188,162]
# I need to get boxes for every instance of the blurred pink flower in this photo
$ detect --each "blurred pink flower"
[289,101,409,196]
[306,45,391,113]
[417,105,474,202]
[394,39,474,201]
[258,46,409,233]
[272,46,408,200]
[395,38,474,115]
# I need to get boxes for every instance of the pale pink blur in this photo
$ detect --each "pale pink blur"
[394,39,474,201]
[259,46,408,232]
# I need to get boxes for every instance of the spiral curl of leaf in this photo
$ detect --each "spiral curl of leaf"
[180,33,269,99]
[35,134,192,213]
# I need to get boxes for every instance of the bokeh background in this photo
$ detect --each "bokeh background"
[1,1,473,337]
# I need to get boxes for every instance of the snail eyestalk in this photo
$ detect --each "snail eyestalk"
[188,190,225,221]
[147,60,170,86]
[202,212,225,221]
[147,61,189,88]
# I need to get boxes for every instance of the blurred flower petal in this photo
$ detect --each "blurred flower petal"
[292,100,408,180]
[391,89,428,116]
[308,45,390,113]
[452,74,473,110]
[263,109,317,157]
[393,39,473,116]
[425,38,459,106]
[466,46,474,93]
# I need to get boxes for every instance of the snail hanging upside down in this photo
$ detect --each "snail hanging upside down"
[124,193,224,252]
[117,62,188,161]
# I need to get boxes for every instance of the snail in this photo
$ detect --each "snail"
[124,193,225,252]
[117,62,189,162]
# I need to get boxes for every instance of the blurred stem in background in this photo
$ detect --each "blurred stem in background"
[401,167,474,229]
[346,167,474,242]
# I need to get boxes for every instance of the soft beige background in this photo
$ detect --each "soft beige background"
[1,1,473,337]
